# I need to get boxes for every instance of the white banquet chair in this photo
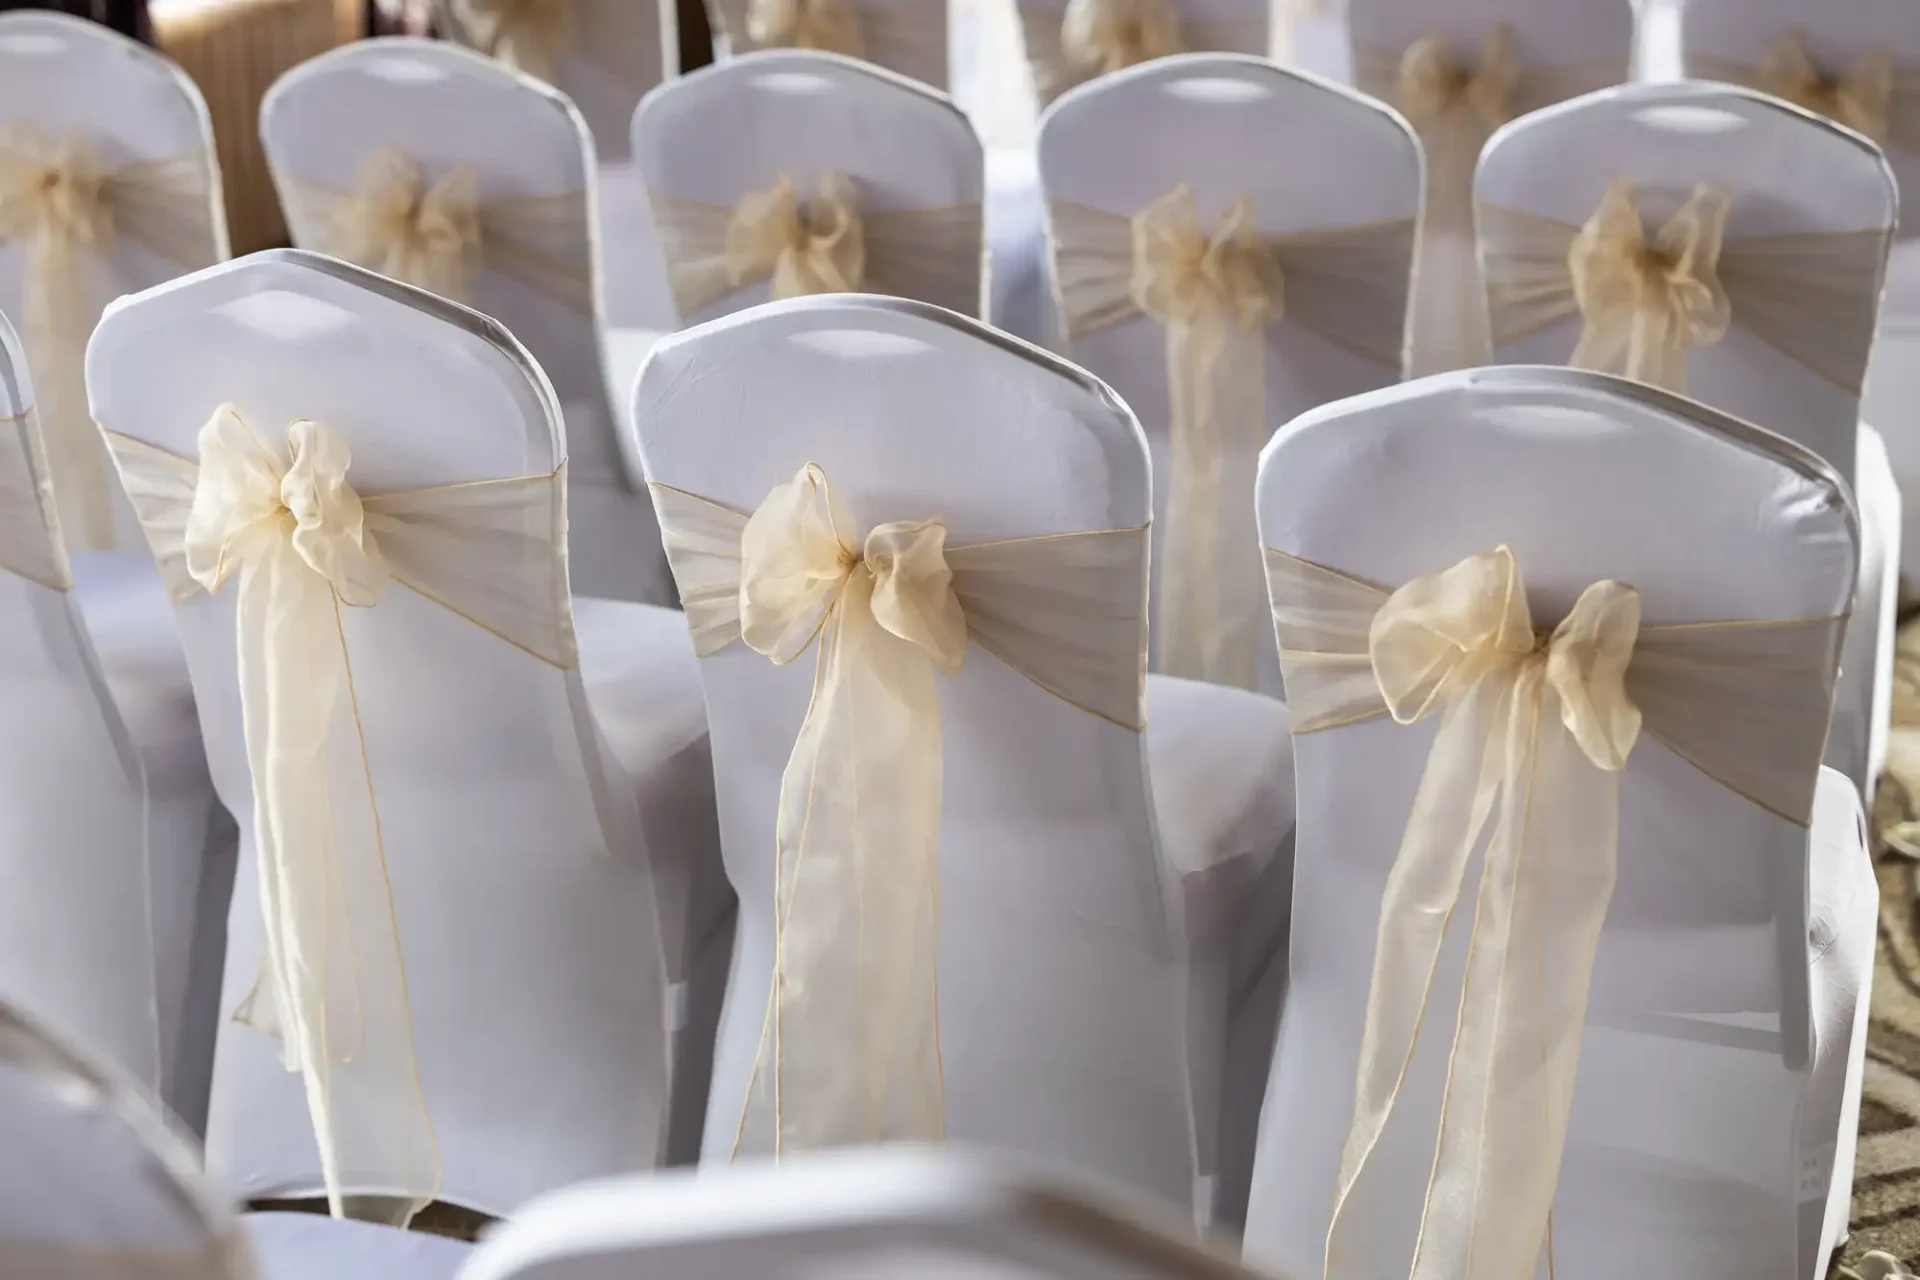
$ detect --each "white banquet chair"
[0,306,227,1138]
[85,249,716,1224]
[1241,366,1876,1280]
[261,38,671,606]
[1039,52,1418,698]
[1347,0,1632,377]
[0,10,229,553]
[1475,81,1900,800]
[707,0,950,91]
[633,51,987,329]
[460,1148,1270,1279]
[1012,0,1268,111]
[434,0,680,331]
[633,294,1293,1221]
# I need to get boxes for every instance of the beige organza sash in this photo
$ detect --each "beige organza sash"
[1269,545,1842,1280]
[649,174,983,318]
[1690,30,1920,158]
[2,1232,256,1279]
[102,406,576,1223]
[277,149,592,313]
[0,126,223,551]
[446,0,654,87]
[0,409,74,592]
[713,0,945,87]
[1049,189,1410,690]
[1019,0,1265,106]
[1481,180,1890,395]
[652,464,1146,1156]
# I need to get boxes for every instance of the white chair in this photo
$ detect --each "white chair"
[633,294,1292,1219]
[1475,81,1900,801]
[460,1147,1269,1279]
[1038,53,1418,699]
[85,249,716,1222]
[1012,0,1268,111]
[708,0,950,92]
[434,0,681,331]
[247,1212,471,1279]
[0,306,226,1140]
[261,38,671,607]
[0,10,229,553]
[1242,366,1875,1280]
[0,1001,259,1278]
[633,51,987,328]
[1347,0,1632,376]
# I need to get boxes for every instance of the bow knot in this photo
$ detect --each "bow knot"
[1398,24,1517,133]
[331,149,483,302]
[1567,180,1731,393]
[1130,187,1283,332]
[1370,546,1642,771]
[0,128,109,248]
[1061,0,1182,74]
[726,174,866,299]
[1758,29,1893,143]
[452,0,575,81]
[747,0,865,56]
[184,405,389,608]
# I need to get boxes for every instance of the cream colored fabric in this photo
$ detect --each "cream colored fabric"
[0,126,222,551]
[652,466,1147,1156]
[1049,189,1410,690]
[0,409,73,593]
[1268,545,1842,1280]
[1691,30,1920,157]
[0,1232,256,1279]
[277,148,593,313]
[1481,181,1890,395]
[712,0,939,82]
[448,0,575,82]
[102,406,576,1224]
[745,0,865,56]
[649,175,983,319]
[1019,1,1264,105]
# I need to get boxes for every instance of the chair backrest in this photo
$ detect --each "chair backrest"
[632,51,986,325]
[1242,366,1857,1278]
[85,250,670,1215]
[461,1148,1266,1279]
[1038,53,1418,694]
[0,1001,255,1278]
[1012,0,1269,110]
[0,308,168,1106]
[632,295,1193,1208]
[261,38,664,603]
[1476,81,1896,484]
[0,11,228,551]
[1348,0,1633,375]
[709,0,950,91]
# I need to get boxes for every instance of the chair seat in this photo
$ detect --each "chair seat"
[246,1213,472,1280]
[69,550,203,786]
[575,597,711,788]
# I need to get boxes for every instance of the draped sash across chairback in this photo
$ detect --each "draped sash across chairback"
[102,405,578,1222]
[1480,178,1890,395]
[447,0,659,89]
[710,0,946,87]
[1268,544,1844,1280]
[276,148,594,313]
[649,172,983,319]
[1048,186,1411,690]
[0,125,223,551]
[652,464,1147,1155]
[1690,29,1920,159]
[1019,0,1266,106]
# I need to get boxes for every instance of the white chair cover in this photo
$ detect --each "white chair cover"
[0,11,227,553]
[1346,0,1631,377]
[633,51,988,327]
[85,250,702,1221]
[1475,81,1900,799]
[634,295,1292,1215]
[261,39,670,607]
[1039,54,1417,698]
[1242,366,1873,1280]
[709,0,950,91]
[1013,0,1267,110]
[0,1001,257,1278]
[460,1148,1267,1279]
[244,1212,470,1280]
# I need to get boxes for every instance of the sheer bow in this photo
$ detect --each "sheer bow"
[450,0,575,82]
[1398,24,1517,137]
[1061,0,1182,75]
[746,0,865,56]
[726,174,866,299]
[1757,29,1893,144]
[1567,180,1731,392]
[327,150,484,302]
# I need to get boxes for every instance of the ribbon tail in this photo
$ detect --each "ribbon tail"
[25,228,115,550]
[1158,313,1226,683]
